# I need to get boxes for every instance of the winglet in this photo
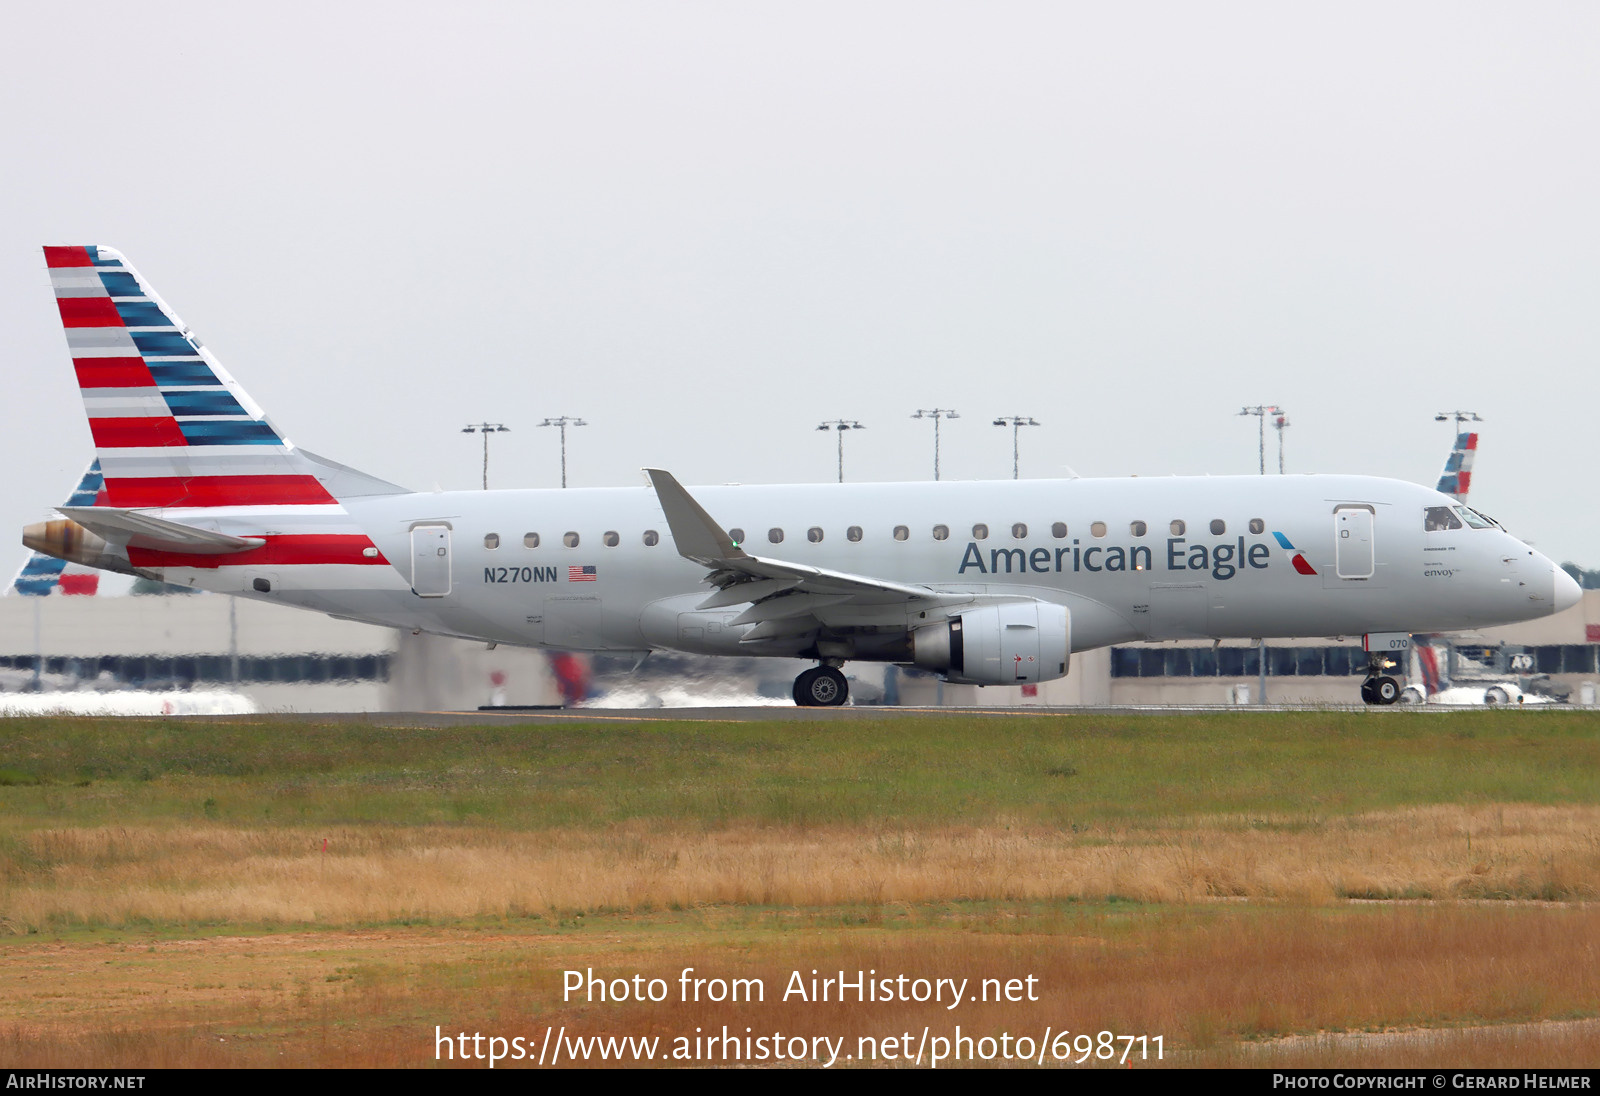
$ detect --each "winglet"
[644,469,747,566]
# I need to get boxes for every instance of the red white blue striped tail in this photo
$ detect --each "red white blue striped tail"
[1435,431,1478,500]
[44,245,336,509]
[42,246,405,581]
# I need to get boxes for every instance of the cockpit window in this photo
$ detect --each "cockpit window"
[1424,506,1462,532]
[1454,506,1494,530]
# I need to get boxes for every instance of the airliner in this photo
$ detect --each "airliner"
[21,246,1581,707]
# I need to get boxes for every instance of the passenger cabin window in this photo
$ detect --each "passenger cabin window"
[563,532,580,548]
[1130,521,1147,537]
[1248,518,1265,535]
[1424,506,1462,532]
[768,528,784,544]
[484,533,500,549]
[1091,521,1107,538]
[807,527,824,543]
[1170,520,1186,536]
[728,528,744,545]
[1011,523,1027,539]
[523,533,540,549]
[893,526,909,541]
[1210,519,1226,535]
[1456,506,1494,530]
[847,526,863,542]
[972,523,989,540]
[932,524,950,541]
[1051,522,1068,538]
[643,530,660,546]
[602,531,619,547]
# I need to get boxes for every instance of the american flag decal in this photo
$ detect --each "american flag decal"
[568,565,597,582]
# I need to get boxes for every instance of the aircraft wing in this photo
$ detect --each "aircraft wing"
[645,469,951,639]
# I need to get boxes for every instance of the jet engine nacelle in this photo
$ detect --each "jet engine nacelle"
[912,601,1070,686]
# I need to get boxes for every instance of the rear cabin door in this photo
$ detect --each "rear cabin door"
[1334,507,1374,579]
[411,524,452,597]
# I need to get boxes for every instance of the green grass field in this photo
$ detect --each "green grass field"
[2,709,1596,828]
[1,709,1596,1068]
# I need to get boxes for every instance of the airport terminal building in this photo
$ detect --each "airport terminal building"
[0,588,1595,710]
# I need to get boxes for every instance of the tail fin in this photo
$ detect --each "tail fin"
[43,246,403,508]
[1435,431,1479,500]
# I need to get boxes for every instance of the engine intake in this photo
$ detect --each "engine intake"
[912,601,1070,686]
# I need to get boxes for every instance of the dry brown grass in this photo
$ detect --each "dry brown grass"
[4,803,1597,930]
[3,904,1598,1068]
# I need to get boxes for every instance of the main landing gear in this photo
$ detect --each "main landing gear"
[793,663,849,707]
[1359,654,1401,706]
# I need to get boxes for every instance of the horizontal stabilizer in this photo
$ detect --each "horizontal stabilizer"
[57,506,265,555]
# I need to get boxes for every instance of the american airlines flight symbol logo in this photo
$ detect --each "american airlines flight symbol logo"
[1271,532,1318,576]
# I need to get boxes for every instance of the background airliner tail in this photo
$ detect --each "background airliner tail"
[43,245,405,510]
[8,461,106,596]
[1435,430,1479,500]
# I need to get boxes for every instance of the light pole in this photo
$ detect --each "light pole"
[992,415,1040,479]
[1435,410,1482,432]
[1271,410,1289,474]
[816,420,865,483]
[536,416,587,488]
[911,408,959,481]
[461,422,510,489]
[1238,405,1281,475]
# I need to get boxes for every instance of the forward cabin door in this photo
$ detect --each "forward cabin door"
[411,524,452,597]
[1334,507,1374,579]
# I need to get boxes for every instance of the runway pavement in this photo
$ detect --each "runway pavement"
[179,702,1509,727]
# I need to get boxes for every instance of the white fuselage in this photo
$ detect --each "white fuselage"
[147,473,1573,662]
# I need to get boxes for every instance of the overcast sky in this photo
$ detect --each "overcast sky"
[3,2,1596,568]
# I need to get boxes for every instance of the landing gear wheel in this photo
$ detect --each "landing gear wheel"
[793,666,848,707]
[1359,679,1377,705]
[1372,676,1400,705]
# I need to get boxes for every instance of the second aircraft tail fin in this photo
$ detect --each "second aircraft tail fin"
[1435,430,1479,500]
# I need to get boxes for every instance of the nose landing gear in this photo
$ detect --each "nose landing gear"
[793,663,849,707]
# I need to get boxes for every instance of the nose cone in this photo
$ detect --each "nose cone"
[1554,565,1582,614]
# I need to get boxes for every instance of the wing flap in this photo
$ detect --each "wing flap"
[697,577,799,610]
[729,592,854,626]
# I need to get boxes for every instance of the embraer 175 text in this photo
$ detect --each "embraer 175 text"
[23,246,1581,706]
